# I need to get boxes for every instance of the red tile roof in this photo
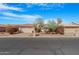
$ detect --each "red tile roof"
[0,24,79,28]
[64,26,79,28]
[0,24,33,28]
[18,24,33,27]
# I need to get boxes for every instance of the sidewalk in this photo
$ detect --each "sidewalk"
[0,33,79,38]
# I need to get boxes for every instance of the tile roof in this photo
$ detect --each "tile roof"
[0,24,33,28]
[63,24,79,28]
[18,24,33,27]
[0,24,79,28]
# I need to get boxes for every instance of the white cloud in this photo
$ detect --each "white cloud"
[0,3,23,11]
[2,12,19,17]
[25,3,48,8]
[33,3,48,7]
[2,12,42,22]
[25,3,65,9]
[21,15,42,19]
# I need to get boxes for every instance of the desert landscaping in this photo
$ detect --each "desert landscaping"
[0,18,79,37]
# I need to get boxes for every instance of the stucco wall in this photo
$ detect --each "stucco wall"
[64,28,79,36]
[19,27,34,33]
[19,27,79,36]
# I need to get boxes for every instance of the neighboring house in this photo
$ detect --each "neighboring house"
[64,24,79,35]
[0,24,34,34]
[18,24,34,33]
[0,25,6,32]
[0,25,19,34]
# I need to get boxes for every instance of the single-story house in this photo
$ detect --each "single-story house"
[0,25,19,34]
[18,24,34,33]
[0,25,6,32]
[0,24,34,34]
[64,24,79,35]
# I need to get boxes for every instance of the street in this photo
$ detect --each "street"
[0,37,79,55]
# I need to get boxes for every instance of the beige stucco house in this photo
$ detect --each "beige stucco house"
[64,24,79,36]
[18,24,34,33]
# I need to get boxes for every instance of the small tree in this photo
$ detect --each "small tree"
[55,18,64,34]
[56,18,62,27]
[34,18,44,27]
[47,20,57,32]
[33,18,44,33]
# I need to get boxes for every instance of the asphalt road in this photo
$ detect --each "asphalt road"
[0,37,79,55]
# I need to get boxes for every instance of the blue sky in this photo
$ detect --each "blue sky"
[0,3,79,24]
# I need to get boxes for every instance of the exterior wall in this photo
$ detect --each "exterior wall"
[64,28,79,36]
[19,25,79,36]
[19,27,34,33]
